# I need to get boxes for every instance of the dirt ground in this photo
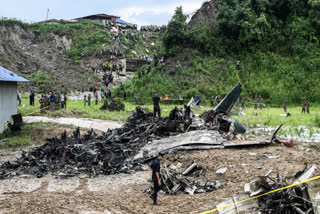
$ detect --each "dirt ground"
[0,141,319,214]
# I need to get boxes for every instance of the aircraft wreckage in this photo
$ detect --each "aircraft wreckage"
[0,83,283,179]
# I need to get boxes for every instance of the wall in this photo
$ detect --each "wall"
[0,81,17,133]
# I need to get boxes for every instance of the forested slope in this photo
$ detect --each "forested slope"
[124,0,320,105]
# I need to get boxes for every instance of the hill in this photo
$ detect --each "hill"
[123,1,320,106]
[0,19,157,92]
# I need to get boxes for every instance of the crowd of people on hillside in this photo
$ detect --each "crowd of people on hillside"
[81,48,123,58]
[140,25,166,32]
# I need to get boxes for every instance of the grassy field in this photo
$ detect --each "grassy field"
[0,122,77,149]
[17,96,320,128]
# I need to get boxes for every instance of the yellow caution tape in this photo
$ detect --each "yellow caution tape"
[201,175,320,214]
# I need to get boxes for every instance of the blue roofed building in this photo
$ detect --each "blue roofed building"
[0,66,28,133]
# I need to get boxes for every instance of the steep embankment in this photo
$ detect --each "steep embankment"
[124,1,320,105]
[0,24,88,92]
[0,20,158,92]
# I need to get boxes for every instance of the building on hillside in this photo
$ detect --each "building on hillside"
[0,66,28,133]
[75,14,120,25]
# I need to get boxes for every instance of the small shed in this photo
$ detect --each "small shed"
[0,66,28,133]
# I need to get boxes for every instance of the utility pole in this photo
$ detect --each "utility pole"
[46,8,49,20]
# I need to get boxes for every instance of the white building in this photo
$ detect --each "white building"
[0,66,28,133]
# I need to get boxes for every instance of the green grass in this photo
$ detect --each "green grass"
[0,122,53,149]
[233,107,320,128]
[17,94,320,129]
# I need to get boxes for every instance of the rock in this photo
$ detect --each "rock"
[216,168,228,175]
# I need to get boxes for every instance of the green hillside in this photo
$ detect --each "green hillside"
[124,1,320,106]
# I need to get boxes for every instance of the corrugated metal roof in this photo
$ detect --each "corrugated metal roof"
[75,14,120,20]
[0,66,29,82]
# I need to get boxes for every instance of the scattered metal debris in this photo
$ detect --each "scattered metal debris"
[201,83,246,136]
[218,165,317,213]
[147,163,224,196]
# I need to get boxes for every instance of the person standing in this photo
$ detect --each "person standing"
[254,97,258,110]
[61,94,65,109]
[179,94,183,105]
[202,94,206,106]
[108,89,112,100]
[307,100,310,114]
[49,92,56,111]
[39,95,45,114]
[164,94,168,105]
[95,92,98,105]
[134,93,137,104]
[259,96,263,110]
[154,54,158,67]
[101,90,105,102]
[29,91,35,106]
[153,92,161,121]
[88,94,91,106]
[195,95,200,106]
[284,97,287,112]
[302,100,306,113]
[18,92,22,106]
[236,60,240,70]
[215,95,220,105]
[210,95,214,107]
[151,153,164,206]
[84,95,88,108]
[64,94,67,109]
[241,97,246,109]
[147,64,151,74]
[123,91,127,101]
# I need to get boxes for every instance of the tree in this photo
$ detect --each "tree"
[162,6,188,55]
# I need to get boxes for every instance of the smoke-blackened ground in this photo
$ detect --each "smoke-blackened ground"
[0,142,319,214]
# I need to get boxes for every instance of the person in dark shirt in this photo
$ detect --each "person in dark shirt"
[29,91,35,106]
[88,94,91,106]
[123,91,127,101]
[49,92,56,111]
[151,153,164,205]
[153,92,161,121]
[254,97,258,110]
[302,100,306,113]
[307,100,310,114]
[284,97,287,112]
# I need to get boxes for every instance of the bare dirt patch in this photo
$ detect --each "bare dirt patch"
[0,143,319,214]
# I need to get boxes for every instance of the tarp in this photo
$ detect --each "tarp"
[0,66,29,82]
[116,18,128,25]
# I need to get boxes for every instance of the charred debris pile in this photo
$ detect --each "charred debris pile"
[0,106,189,178]
[100,99,125,111]
[0,83,270,179]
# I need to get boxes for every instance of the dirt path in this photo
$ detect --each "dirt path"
[23,116,123,132]
[0,143,319,214]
